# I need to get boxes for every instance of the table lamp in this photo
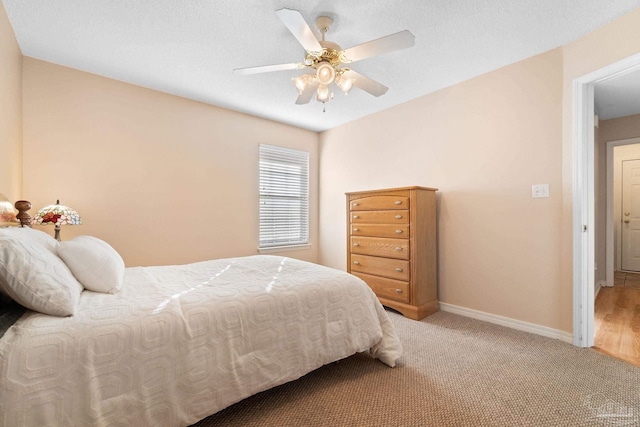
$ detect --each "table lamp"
[0,193,19,227]
[34,200,82,241]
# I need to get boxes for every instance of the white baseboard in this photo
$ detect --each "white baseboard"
[439,302,573,344]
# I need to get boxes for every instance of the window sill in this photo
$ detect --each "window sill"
[258,244,311,254]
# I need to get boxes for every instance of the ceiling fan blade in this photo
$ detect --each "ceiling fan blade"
[341,30,415,63]
[234,62,303,75]
[343,70,388,97]
[295,79,320,105]
[276,8,323,53]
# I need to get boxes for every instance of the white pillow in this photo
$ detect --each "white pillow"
[0,226,57,252]
[57,236,124,294]
[0,234,83,316]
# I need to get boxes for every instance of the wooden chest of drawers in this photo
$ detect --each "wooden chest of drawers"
[346,186,438,320]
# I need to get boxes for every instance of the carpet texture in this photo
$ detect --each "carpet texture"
[191,311,640,426]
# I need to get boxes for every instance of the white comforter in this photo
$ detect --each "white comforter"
[0,255,402,427]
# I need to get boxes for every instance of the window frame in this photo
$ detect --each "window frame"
[258,144,310,251]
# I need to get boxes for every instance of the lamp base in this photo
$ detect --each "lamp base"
[54,224,61,241]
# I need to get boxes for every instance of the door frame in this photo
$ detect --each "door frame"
[608,138,640,280]
[573,52,640,347]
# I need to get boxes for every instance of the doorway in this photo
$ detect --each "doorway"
[594,139,640,365]
[573,51,640,349]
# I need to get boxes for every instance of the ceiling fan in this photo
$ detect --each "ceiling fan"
[234,8,415,107]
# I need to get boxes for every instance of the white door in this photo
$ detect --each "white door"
[621,159,640,271]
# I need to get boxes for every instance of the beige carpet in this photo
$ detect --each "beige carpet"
[191,311,640,427]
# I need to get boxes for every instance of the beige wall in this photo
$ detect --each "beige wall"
[594,121,602,285]
[600,114,640,146]
[320,6,640,334]
[22,58,319,267]
[319,49,565,330]
[0,2,22,201]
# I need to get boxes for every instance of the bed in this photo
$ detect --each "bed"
[0,210,402,426]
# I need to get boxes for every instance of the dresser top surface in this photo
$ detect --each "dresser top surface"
[345,186,438,196]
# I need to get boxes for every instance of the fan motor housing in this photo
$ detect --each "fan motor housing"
[306,41,343,67]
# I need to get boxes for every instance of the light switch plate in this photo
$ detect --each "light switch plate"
[532,184,549,198]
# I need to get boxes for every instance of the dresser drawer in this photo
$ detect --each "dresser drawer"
[350,210,409,224]
[350,236,409,260]
[350,224,409,238]
[351,254,409,281]
[352,272,410,304]
[350,195,409,211]
[347,187,438,321]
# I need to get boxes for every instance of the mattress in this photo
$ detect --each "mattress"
[0,255,402,426]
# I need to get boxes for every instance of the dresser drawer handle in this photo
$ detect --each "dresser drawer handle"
[395,201,402,205]
[354,243,360,247]
[353,215,359,219]
[395,215,402,219]
[395,247,403,251]
[395,268,403,272]
[395,230,402,234]
[395,289,403,294]
[354,261,360,265]
[353,202,359,207]
[353,228,359,232]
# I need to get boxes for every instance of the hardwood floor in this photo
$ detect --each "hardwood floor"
[594,272,640,366]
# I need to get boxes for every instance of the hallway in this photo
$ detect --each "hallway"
[594,272,640,366]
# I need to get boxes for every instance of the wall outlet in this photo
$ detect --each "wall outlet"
[532,184,549,198]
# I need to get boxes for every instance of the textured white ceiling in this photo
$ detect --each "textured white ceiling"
[595,68,640,120]
[3,0,640,131]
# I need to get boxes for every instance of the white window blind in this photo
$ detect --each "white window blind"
[259,144,309,248]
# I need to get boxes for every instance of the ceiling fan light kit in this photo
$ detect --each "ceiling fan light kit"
[292,73,314,94]
[316,84,331,103]
[335,73,354,94]
[316,62,336,86]
[234,8,415,108]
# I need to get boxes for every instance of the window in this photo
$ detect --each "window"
[259,144,309,249]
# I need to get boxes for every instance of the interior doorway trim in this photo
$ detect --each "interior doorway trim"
[606,137,640,287]
[573,51,640,347]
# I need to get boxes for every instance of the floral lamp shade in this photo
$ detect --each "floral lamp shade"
[34,200,82,241]
[0,193,19,227]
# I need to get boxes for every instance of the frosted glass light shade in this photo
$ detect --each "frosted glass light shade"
[316,85,330,103]
[292,74,314,94]
[316,62,336,86]
[336,74,354,94]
